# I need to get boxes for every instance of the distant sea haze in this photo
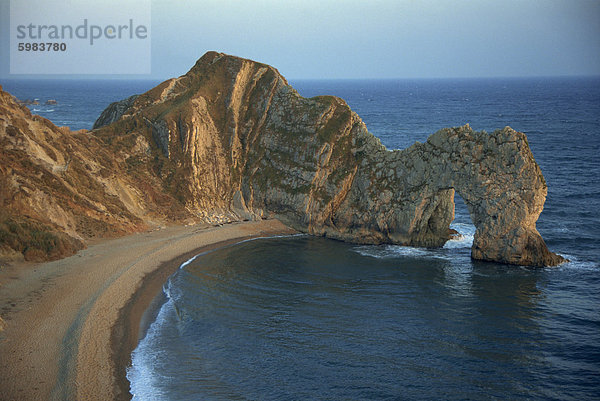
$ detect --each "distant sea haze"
[4,76,599,400]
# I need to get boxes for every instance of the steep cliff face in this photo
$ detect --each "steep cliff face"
[0,86,193,262]
[93,51,564,267]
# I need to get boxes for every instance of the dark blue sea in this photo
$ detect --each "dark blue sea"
[2,77,599,400]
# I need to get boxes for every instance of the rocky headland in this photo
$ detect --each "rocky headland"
[0,52,565,266]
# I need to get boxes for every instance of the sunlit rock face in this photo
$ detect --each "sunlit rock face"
[94,52,563,266]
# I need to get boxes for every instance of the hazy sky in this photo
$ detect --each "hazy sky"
[1,0,599,79]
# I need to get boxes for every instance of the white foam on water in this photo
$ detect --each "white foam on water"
[353,244,450,260]
[130,233,309,399]
[237,233,306,244]
[443,233,474,249]
[179,253,200,269]
[179,233,306,269]
[553,254,599,272]
[354,222,476,259]
[444,223,475,249]
[127,293,175,400]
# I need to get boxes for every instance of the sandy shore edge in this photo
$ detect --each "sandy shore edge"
[109,234,287,400]
[0,219,295,401]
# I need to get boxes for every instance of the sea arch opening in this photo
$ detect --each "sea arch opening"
[444,190,476,250]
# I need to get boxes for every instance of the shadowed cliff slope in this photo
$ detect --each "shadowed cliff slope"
[0,52,564,266]
[93,51,563,266]
[0,87,195,261]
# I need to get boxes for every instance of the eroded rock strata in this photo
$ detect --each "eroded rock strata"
[0,87,191,261]
[1,52,564,266]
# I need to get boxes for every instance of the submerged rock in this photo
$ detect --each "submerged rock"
[93,52,564,267]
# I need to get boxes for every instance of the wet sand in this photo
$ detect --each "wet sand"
[0,219,295,400]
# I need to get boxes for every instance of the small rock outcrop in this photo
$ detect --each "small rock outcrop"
[15,98,39,106]
[92,52,564,267]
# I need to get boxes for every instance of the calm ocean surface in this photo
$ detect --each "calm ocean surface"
[2,77,599,400]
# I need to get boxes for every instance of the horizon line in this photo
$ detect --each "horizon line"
[2,73,600,82]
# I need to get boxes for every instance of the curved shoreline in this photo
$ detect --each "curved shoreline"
[0,219,295,401]
[109,235,288,400]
